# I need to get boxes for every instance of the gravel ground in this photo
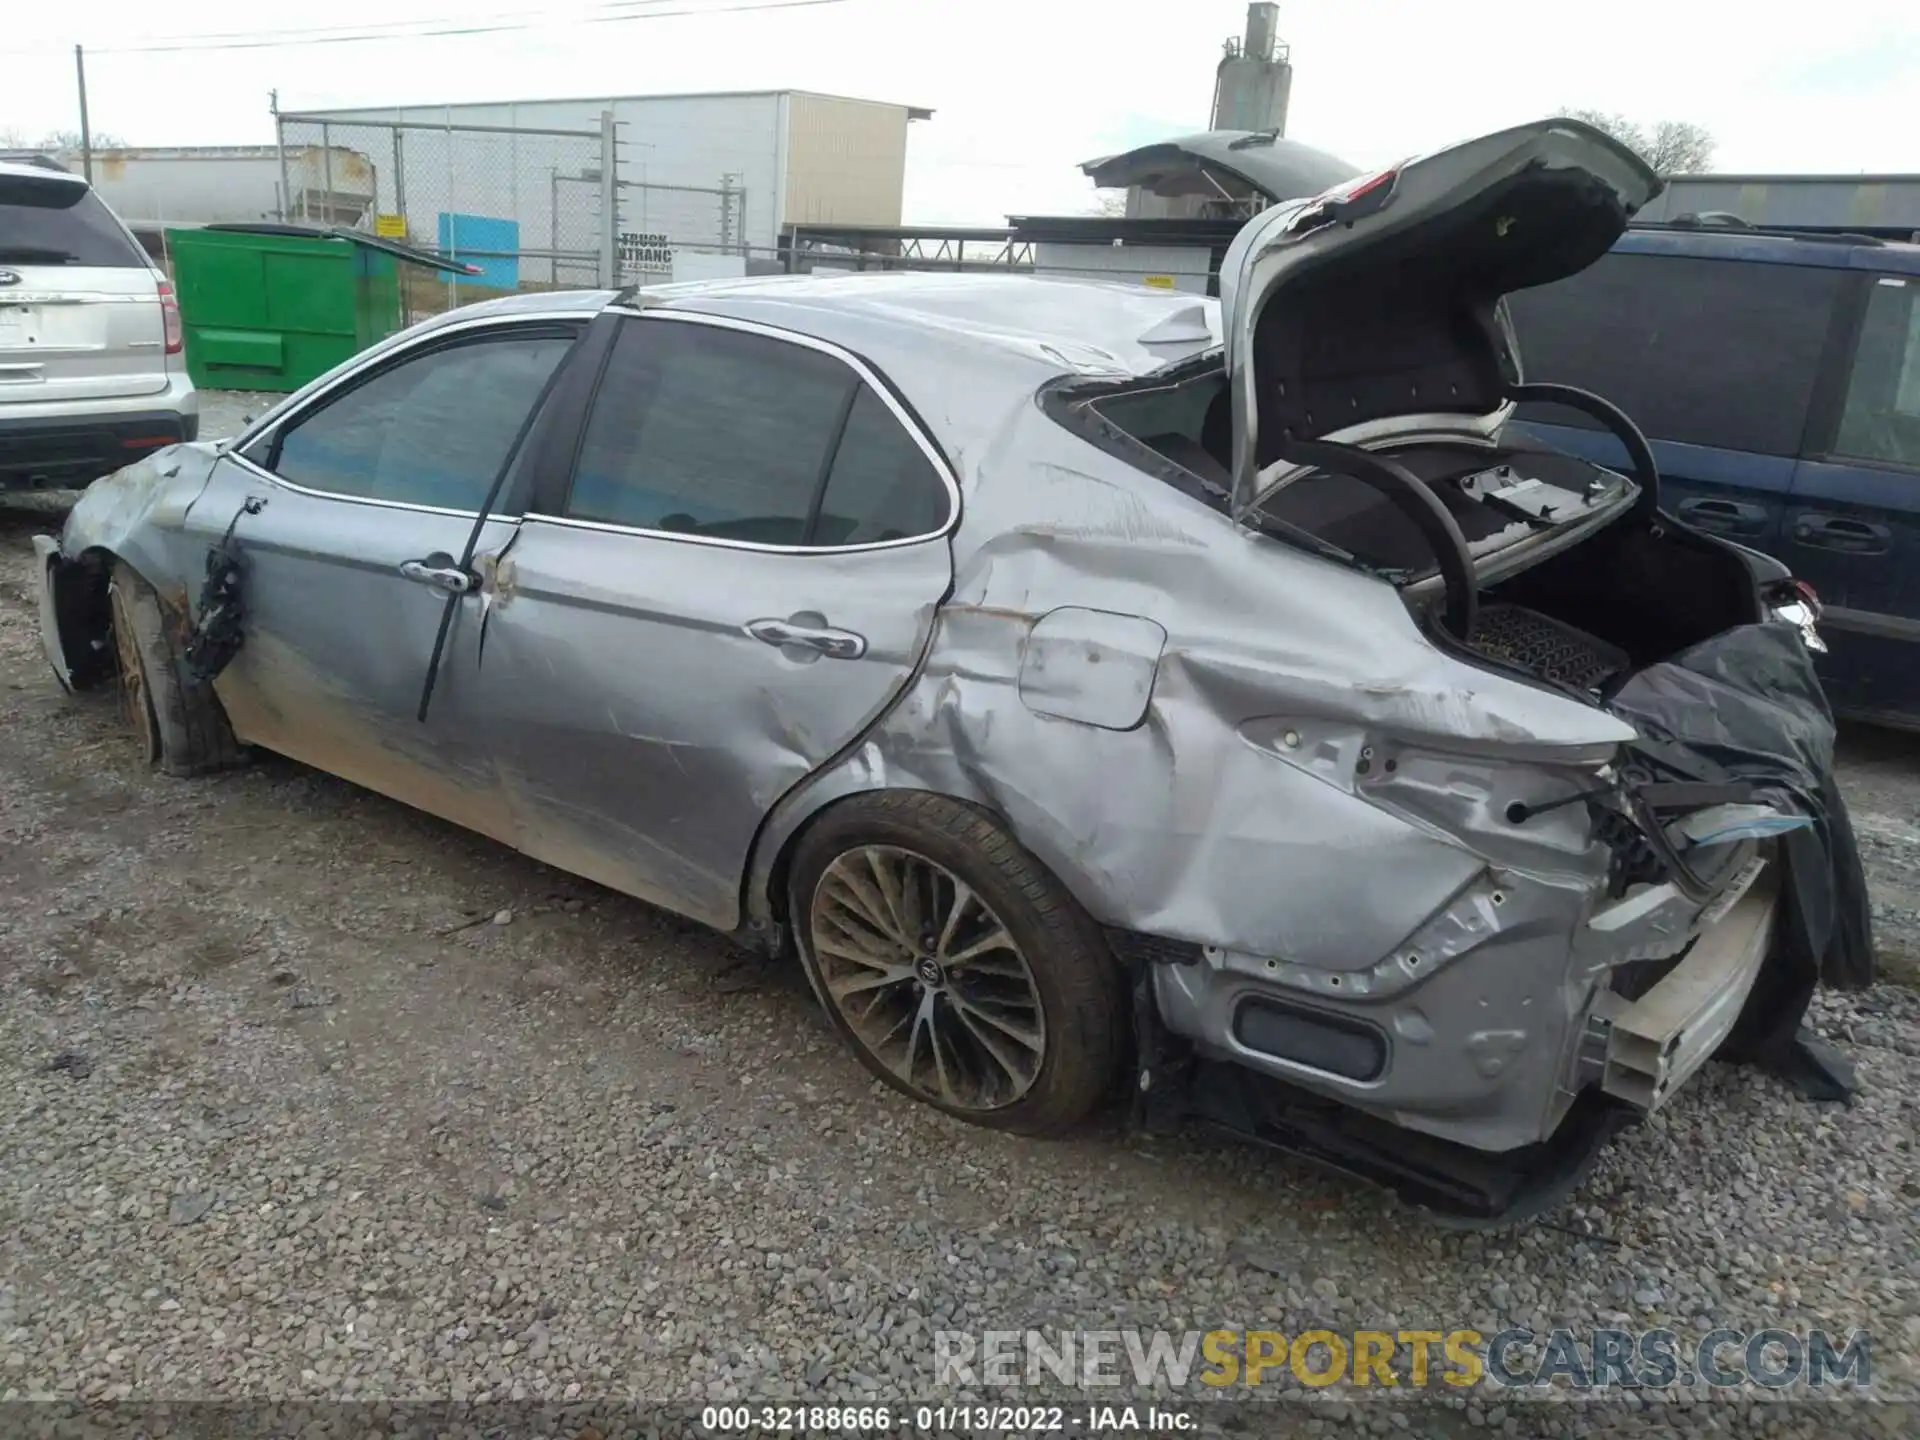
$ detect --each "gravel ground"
[1,419,1917,1434]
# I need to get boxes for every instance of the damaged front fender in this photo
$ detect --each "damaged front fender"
[35,444,229,690]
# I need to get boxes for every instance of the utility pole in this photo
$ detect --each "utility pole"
[75,44,93,182]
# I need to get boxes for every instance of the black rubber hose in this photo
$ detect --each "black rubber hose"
[1506,381,1661,522]
[1269,435,1479,643]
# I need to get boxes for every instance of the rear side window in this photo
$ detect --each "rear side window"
[267,331,574,510]
[567,319,950,547]
[812,387,948,545]
[1507,252,1842,457]
[0,174,147,268]
[1834,276,1920,468]
[569,321,853,544]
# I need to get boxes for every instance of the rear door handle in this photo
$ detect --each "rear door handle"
[398,554,473,594]
[1791,514,1893,555]
[745,612,868,661]
[1676,496,1770,536]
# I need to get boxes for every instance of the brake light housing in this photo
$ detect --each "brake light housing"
[158,280,183,356]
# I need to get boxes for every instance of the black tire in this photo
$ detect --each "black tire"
[107,560,242,778]
[788,791,1127,1137]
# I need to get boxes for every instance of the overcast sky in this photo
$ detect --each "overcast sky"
[6,0,1918,223]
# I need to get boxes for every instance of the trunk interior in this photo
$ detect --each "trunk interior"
[1087,371,1762,703]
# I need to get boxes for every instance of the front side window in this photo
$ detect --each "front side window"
[265,330,575,511]
[1834,277,1920,468]
[566,319,949,547]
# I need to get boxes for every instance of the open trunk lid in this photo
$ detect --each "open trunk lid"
[1219,118,1662,516]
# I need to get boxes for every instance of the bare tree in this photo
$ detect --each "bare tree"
[1087,190,1129,219]
[36,129,129,150]
[1559,108,1715,173]
[1640,120,1716,175]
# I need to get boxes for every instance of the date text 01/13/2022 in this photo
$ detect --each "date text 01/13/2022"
[697,1404,1197,1432]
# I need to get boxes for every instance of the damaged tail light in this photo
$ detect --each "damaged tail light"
[1767,578,1826,654]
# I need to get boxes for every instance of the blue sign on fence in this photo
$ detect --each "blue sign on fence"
[436,212,520,289]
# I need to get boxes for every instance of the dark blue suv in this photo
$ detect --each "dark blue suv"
[1508,223,1920,729]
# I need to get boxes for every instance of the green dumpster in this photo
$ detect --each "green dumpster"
[166,224,478,393]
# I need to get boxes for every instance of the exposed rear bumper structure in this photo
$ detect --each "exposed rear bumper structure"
[1599,861,1775,1112]
[1147,856,1788,1224]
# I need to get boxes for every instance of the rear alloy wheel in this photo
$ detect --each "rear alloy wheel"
[791,792,1126,1135]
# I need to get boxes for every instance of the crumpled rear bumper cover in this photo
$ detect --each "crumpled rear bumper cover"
[1144,622,1869,1220]
[1152,840,1773,1156]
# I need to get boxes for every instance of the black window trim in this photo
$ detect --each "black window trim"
[525,307,962,556]
[227,311,593,520]
[1798,269,1875,464]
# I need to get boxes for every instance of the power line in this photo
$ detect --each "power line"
[81,0,707,49]
[98,0,849,53]
[1,0,850,57]
[83,0,795,49]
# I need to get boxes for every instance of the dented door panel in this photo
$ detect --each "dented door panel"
[199,456,519,842]
[471,518,952,930]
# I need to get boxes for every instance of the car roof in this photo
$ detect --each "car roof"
[391,273,1221,461]
[1616,224,1920,275]
[0,157,86,184]
[411,273,1223,384]
[640,270,1223,380]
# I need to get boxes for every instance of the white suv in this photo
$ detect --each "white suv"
[0,157,197,488]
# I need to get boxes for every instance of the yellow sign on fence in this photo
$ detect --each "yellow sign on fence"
[374,213,408,239]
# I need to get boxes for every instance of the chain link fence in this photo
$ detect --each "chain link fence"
[274,110,617,321]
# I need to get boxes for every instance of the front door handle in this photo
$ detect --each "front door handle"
[399,554,473,594]
[1790,514,1893,555]
[745,611,868,662]
[1676,496,1770,537]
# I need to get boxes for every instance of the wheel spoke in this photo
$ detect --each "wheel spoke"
[935,880,976,959]
[898,989,935,1087]
[953,951,1031,983]
[944,920,1017,969]
[864,849,914,941]
[927,1000,962,1105]
[827,965,914,1000]
[949,1000,1033,1092]
[825,859,908,945]
[816,910,903,969]
[951,992,1044,1052]
[858,992,916,1049]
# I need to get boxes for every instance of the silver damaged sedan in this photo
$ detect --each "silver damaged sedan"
[34,119,1871,1221]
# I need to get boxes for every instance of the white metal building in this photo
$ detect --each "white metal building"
[291,89,932,273]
